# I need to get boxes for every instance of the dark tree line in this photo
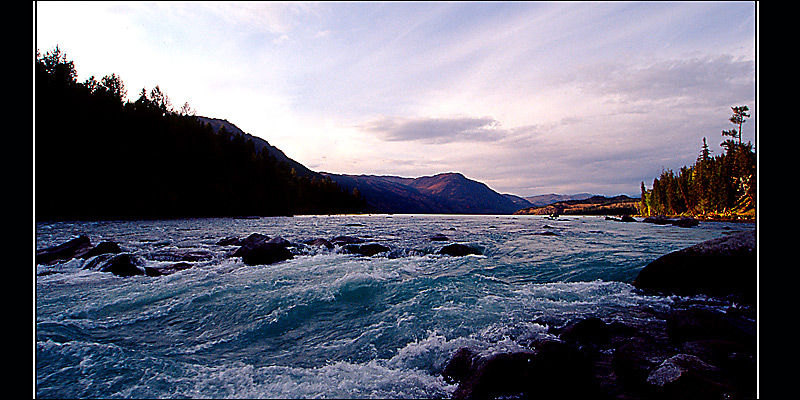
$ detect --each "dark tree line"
[639,107,755,219]
[36,46,365,221]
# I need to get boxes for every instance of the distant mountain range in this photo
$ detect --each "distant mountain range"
[197,117,631,215]
[323,172,528,214]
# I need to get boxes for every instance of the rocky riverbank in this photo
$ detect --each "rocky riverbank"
[443,230,757,399]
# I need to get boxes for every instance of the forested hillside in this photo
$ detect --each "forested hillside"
[35,47,365,221]
[638,107,756,220]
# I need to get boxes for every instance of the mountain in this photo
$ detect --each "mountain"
[514,195,641,216]
[195,117,321,179]
[324,172,527,214]
[524,193,594,207]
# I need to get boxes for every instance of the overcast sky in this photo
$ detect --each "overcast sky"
[35,1,757,197]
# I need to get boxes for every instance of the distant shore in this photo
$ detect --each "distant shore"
[634,214,755,224]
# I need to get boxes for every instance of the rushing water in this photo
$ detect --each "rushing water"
[35,214,754,399]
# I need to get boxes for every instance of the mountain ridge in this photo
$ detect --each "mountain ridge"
[323,172,528,214]
[195,116,321,179]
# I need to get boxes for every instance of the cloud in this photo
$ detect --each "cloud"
[572,55,755,109]
[360,116,504,144]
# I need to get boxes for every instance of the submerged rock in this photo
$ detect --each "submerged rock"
[331,236,365,245]
[344,243,390,256]
[304,238,334,249]
[144,262,194,277]
[429,233,450,241]
[438,243,482,256]
[633,230,756,304]
[642,215,699,227]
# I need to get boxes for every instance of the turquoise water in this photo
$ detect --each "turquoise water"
[35,214,754,398]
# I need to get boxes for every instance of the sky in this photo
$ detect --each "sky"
[34,1,757,197]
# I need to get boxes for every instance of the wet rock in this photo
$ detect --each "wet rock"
[672,217,699,227]
[144,262,193,277]
[633,230,756,304]
[560,317,611,347]
[238,242,293,266]
[612,335,671,389]
[84,253,145,277]
[646,354,736,400]
[232,233,271,257]
[148,249,213,262]
[267,236,293,247]
[345,243,390,256]
[81,241,122,259]
[445,340,599,399]
[330,236,365,245]
[438,243,481,256]
[429,233,450,241]
[216,236,242,246]
[36,235,93,264]
[666,307,755,347]
[304,238,334,249]
[642,215,699,227]
[642,215,674,225]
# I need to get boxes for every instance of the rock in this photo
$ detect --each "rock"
[672,217,699,228]
[81,241,122,259]
[216,236,242,246]
[446,341,599,399]
[534,231,558,236]
[612,335,671,388]
[646,354,736,400]
[666,307,755,346]
[632,230,756,304]
[85,253,145,277]
[148,249,213,262]
[443,348,481,385]
[304,238,334,249]
[36,235,93,264]
[642,215,673,225]
[438,243,482,256]
[267,236,292,247]
[232,233,271,257]
[330,236,365,245]
[345,243,390,256]
[642,215,699,227]
[621,215,636,222]
[239,242,294,266]
[560,317,611,347]
[429,233,450,241]
[144,262,193,277]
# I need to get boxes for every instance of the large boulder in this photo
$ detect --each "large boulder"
[633,230,756,304]
[36,235,93,264]
[37,236,123,265]
[444,341,599,399]
[81,241,122,259]
[646,354,737,400]
[559,317,611,347]
[237,242,293,265]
